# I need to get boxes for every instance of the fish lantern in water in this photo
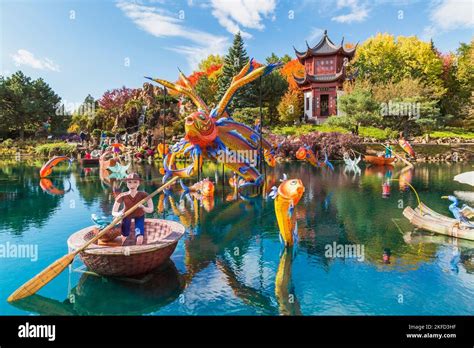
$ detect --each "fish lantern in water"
[39,156,73,178]
[295,145,334,171]
[295,145,317,167]
[269,174,305,246]
[157,143,169,157]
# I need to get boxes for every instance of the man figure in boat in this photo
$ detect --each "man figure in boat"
[112,173,154,245]
[384,141,393,158]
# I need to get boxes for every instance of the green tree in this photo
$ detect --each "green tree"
[259,70,288,124]
[232,107,269,126]
[266,52,292,64]
[354,33,444,91]
[195,74,218,107]
[456,40,474,129]
[0,71,61,139]
[217,32,257,110]
[327,89,381,131]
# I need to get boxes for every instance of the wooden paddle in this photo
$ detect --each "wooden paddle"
[7,176,178,302]
[380,143,413,168]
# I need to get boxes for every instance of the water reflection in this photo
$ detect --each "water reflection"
[39,178,72,195]
[0,162,64,234]
[275,249,301,315]
[11,260,183,315]
[2,160,474,315]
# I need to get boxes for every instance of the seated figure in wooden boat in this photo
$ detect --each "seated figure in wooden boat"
[112,173,154,245]
[384,142,393,158]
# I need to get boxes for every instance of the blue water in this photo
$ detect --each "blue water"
[1,160,474,315]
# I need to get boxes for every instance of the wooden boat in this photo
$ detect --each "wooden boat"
[80,158,100,166]
[403,202,474,241]
[67,219,185,276]
[364,155,395,166]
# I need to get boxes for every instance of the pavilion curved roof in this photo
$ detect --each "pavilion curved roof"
[293,70,345,86]
[294,30,357,62]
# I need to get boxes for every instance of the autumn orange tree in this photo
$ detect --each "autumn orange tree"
[277,59,305,123]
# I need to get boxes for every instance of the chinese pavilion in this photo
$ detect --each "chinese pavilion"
[294,30,357,123]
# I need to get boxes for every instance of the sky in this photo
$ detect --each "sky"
[0,0,472,108]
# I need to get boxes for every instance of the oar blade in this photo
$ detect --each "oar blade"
[7,253,75,302]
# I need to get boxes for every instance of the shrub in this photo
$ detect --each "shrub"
[91,129,101,138]
[267,131,362,159]
[35,142,77,157]
[1,138,14,148]
[359,127,398,140]
[272,124,349,136]
[429,129,474,140]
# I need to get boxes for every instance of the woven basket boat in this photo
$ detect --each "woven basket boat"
[67,219,185,276]
[364,155,396,166]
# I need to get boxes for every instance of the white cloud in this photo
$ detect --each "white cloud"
[168,37,229,71]
[331,0,369,23]
[117,1,229,69]
[209,0,277,38]
[11,49,60,72]
[429,0,473,31]
[421,25,437,40]
[306,27,324,45]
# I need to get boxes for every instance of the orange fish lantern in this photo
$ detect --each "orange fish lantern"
[398,139,415,158]
[295,146,318,167]
[157,143,170,157]
[229,175,246,189]
[269,174,305,246]
[181,178,215,197]
[264,149,276,167]
[39,156,72,178]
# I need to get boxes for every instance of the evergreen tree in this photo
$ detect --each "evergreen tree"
[0,71,61,139]
[217,32,257,110]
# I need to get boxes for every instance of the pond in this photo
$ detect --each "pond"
[1,158,474,315]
